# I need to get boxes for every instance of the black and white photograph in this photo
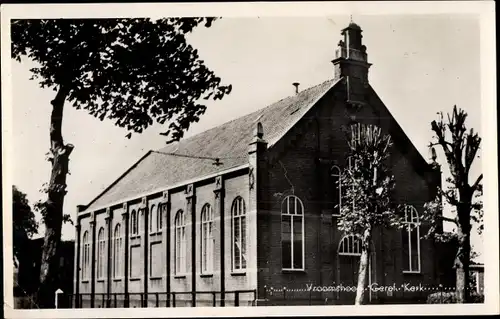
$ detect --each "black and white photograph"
[2,1,498,317]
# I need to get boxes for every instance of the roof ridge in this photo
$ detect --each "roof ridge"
[158,79,333,153]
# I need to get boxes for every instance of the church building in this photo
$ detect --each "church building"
[73,22,444,307]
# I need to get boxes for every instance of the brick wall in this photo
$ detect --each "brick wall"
[256,82,440,304]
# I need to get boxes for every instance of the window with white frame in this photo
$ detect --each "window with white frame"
[350,122,362,147]
[402,206,421,273]
[331,165,342,216]
[82,231,90,280]
[338,234,362,256]
[130,210,138,236]
[281,195,305,270]
[157,204,163,231]
[174,210,187,275]
[113,224,123,278]
[149,205,156,233]
[97,227,106,279]
[231,196,247,272]
[201,204,214,274]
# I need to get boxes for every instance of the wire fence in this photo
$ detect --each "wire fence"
[55,290,257,308]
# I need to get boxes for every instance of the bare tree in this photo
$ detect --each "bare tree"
[423,105,483,303]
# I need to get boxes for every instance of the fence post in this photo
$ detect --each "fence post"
[309,287,313,305]
[140,293,144,308]
[54,289,63,309]
[156,293,159,307]
[283,287,287,303]
[172,292,176,308]
[439,284,443,304]
[192,292,196,307]
[212,292,217,307]
[114,293,117,308]
[235,291,240,307]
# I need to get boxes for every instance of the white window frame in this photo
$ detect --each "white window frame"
[200,204,214,275]
[402,205,421,273]
[130,210,138,236]
[113,224,123,279]
[149,204,156,234]
[82,231,90,281]
[338,234,362,256]
[351,122,362,147]
[97,227,106,280]
[157,204,163,231]
[331,165,342,217]
[174,210,187,275]
[281,195,305,271]
[231,196,247,273]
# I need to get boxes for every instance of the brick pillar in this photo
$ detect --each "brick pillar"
[185,184,196,306]
[140,197,148,306]
[105,208,113,307]
[161,191,172,306]
[248,122,268,299]
[214,176,225,306]
[122,203,129,307]
[89,212,96,308]
[74,215,82,308]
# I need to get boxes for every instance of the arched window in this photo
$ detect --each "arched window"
[403,206,421,273]
[97,227,106,279]
[113,224,122,278]
[130,210,138,236]
[338,234,362,256]
[149,205,156,233]
[281,195,305,270]
[201,204,214,274]
[331,165,342,216]
[174,210,187,274]
[231,197,246,272]
[82,231,90,280]
[157,204,163,231]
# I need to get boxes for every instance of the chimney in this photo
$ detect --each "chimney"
[292,82,300,95]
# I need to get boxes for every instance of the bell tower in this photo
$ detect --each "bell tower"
[332,20,372,105]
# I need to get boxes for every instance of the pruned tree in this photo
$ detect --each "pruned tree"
[422,105,483,303]
[338,123,404,305]
[12,186,39,296]
[11,18,232,307]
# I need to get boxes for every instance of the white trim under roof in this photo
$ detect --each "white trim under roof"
[81,163,249,214]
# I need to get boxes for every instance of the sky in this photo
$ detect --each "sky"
[10,15,484,257]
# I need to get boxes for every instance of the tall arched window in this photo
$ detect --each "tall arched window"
[403,206,421,273]
[149,204,156,233]
[281,195,305,270]
[231,197,246,272]
[201,204,214,274]
[338,234,362,256]
[157,204,163,231]
[113,224,122,278]
[97,227,106,279]
[82,231,90,280]
[331,165,342,216]
[174,210,187,275]
[130,210,138,236]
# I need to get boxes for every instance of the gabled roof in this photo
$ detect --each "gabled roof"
[85,79,338,211]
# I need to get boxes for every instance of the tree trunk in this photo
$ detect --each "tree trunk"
[355,227,372,305]
[455,230,471,303]
[37,85,73,308]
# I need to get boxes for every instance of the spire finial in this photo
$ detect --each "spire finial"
[350,15,353,23]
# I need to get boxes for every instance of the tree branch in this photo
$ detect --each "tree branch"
[471,174,483,192]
